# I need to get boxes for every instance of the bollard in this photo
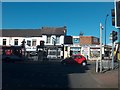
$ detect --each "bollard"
[96,59,99,73]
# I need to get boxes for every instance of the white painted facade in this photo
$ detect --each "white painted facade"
[0,35,64,52]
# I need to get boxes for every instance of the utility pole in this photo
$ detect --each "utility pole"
[105,14,109,46]
[111,30,118,69]
[100,23,103,72]
[118,28,120,43]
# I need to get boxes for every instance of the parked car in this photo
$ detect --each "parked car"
[61,54,87,66]
[29,51,37,56]
[2,46,24,62]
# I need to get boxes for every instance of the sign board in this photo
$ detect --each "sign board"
[115,0,120,28]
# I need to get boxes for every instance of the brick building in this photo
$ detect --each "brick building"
[80,36,100,45]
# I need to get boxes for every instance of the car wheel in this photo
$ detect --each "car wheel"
[82,61,87,66]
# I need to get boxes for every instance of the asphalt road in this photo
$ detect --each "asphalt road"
[2,60,109,89]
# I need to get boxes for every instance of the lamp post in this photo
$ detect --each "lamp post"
[100,23,103,72]
[104,14,109,58]
[105,14,109,46]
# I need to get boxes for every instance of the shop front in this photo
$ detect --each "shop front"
[70,47,81,55]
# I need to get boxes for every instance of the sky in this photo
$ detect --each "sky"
[2,2,118,44]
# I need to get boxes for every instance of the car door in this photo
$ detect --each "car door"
[73,55,79,64]
[74,55,83,64]
[65,57,73,64]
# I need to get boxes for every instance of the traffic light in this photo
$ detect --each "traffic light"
[40,41,44,48]
[115,0,120,28]
[112,31,118,42]
[111,9,115,26]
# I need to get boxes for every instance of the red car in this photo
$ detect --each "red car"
[61,54,87,66]
[2,46,24,62]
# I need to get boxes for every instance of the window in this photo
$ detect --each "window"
[56,36,60,44]
[14,39,18,45]
[73,38,80,44]
[72,55,77,59]
[65,46,68,51]
[32,39,36,46]
[52,37,55,45]
[3,39,6,45]
[46,36,51,44]
[49,51,56,55]
[48,50,60,55]
[93,38,99,43]
[27,40,31,46]
[78,55,82,59]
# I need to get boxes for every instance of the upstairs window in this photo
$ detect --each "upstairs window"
[14,39,18,45]
[3,39,6,45]
[73,38,80,44]
[56,36,60,44]
[46,36,51,44]
[27,40,31,46]
[93,38,99,43]
[32,39,36,46]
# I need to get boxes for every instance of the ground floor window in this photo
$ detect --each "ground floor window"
[70,47,81,55]
[90,50,100,58]
[47,47,62,59]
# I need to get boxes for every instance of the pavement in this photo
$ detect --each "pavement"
[88,62,119,88]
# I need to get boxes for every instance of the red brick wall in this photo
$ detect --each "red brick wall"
[80,36,99,45]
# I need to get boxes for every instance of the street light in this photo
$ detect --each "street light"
[105,14,109,46]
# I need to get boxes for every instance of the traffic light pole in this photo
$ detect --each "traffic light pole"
[112,41,114,70]
[118,28,120,43]
[111,30,118,70]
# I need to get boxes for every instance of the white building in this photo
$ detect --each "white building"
[63,36,81,58]
[1,26,67,59]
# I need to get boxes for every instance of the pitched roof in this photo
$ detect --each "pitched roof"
[1,26,66,37]
[41,27,66,35]
[2,29,41,37]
